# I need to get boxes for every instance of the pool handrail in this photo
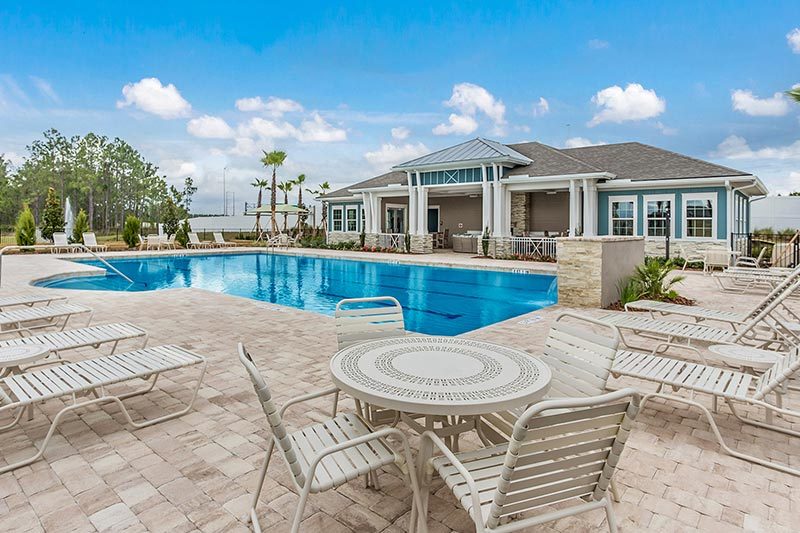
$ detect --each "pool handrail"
[0,244,134,287]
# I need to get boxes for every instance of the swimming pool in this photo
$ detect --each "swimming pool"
[37,253,557,336]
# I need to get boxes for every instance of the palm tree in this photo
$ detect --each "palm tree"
[307,181,331,236]
[260,150,287,236]
[293,174,307,234]
[277,180,294,233]
[251,178,270,236]
[788,87,800,104]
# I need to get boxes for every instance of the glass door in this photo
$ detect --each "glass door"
[386,207,405,233]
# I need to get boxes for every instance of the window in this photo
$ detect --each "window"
[346,206,358,232]
[644,195,674,238]
[331,206,343,232]
[684,193,716,239]
[609,196,637,236]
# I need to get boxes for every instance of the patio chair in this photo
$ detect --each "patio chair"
[82,232,108,252]
[145,234,162,250]
[238,343,425,533]
[414,389,640,533]
[164,234,176,249]
[0,293,66,311]
[677,244,706,271]
[266,233,291,250]
[0,344,207,474]
[213,232,236,247]
[334,296,410,427]
[0,322,147,364]
[704,249,737,273]
[601,278,800,358]
[626,265,800,329]
[611,348,800,476]
[0,303,93,337]
[735,246,768,268]
[51,232,75,253]
[187,232,212,248]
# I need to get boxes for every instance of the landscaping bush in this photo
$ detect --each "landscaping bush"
[122,215,141,248]
[617,277,642,307]
[161,198,180,238]
[175,219,191,247]
[41,187,64,241]
[632,258,685,301]
[15,206,36,246]
[71,209,89,244]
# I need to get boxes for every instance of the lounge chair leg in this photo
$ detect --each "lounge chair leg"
[0,404,28,431]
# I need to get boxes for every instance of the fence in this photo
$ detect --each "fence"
[508,236,558,259]
[730,232,800,268]
[377,233,404,250]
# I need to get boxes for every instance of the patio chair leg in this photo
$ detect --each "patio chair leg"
[290,482,312,533]
[609,478,621,503]
[248,440,275,531]
[603,495,618,533]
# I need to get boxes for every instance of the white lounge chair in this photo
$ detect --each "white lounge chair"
[51,232,75,253]
[266,233,292,250]
[414,389,640,533]
[0,293,67,311]
[735,246,768,268]
[704,249,738,272]
[82,232,108,252]
[187,232,212,248]
[0,323,147,363]
[0,303,93,336]
[0,344,206,474]
[238,343,425,533]
[626,266,800,328]
[334,296,411,427]
[213,232,235,247]
[611,348,800,476]
[714,267,789,293]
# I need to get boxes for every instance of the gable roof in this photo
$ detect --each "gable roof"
[323,170,407,198]
[393,137,531,169]
[504,142,602,177]
[561,142,750,181]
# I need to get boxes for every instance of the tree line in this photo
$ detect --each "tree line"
[0,128,195,231]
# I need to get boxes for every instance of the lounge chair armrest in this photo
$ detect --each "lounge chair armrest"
[279,386,340,416]
[420,430,483,518]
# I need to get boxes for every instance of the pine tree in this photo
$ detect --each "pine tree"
[41,187,65,241]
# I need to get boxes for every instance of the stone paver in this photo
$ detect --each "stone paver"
[0,249,797,531]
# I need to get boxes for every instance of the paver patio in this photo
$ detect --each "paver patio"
[0,249,797,532]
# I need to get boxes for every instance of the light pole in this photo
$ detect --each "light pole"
[222,167,228,215]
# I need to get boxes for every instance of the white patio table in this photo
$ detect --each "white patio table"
[329,335,552,459]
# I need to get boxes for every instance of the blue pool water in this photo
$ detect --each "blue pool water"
[37,253,557,335]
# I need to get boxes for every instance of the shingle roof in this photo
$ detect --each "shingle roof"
[322,170,407,198]
[393,138,531,169]
[561,142,750,180]
[504,142,601,177]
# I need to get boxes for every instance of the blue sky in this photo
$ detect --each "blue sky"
[1,1,800,213]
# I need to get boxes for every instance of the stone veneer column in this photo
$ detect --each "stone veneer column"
[510,192,528,235]
[410,234,433,254]
[556,236,644,307]
[364,233,379,248]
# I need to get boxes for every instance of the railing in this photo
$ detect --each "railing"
[508,237,558,259]
[0,244,133,287]
[730,232,800,268]
[377,233,405,251]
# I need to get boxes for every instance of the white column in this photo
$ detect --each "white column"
[407,171,417,235]
[492,164,504,237]
[568,180,577,236]
[363,193,373,234]
[481,164,492,232]
[503,187,512,236]
[582,179,598,237]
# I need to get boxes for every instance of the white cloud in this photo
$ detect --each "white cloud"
[239,117,297,139]
[434,82,506,135]
[29,76,60,104]
[433,113,478,136]
[364,142,430,170]
[160,159,198,178]
[532,97,549,117]
[787,28,800,53]
[588,83,665,126]
[731,89,790,117]
[297,112,347,142]
[713,135,800,160]
[655,122,678,135]
[564,137,606,148]
[235,96,303,116]
[0,75,29,104]
[187,115,235,139]
[238,112,345,143]
[228,137,263,157]
[391,126,410,140]
[116,77,191,119]
[1,151,25,168]
[588,39,609,50]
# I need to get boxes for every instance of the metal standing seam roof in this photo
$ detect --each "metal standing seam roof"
[392,138,532,169]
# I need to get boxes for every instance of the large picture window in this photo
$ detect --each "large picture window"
[644,195,674,238]
[346,206,358,232]
[609,196,636,236]
[331,206,343,232]
[684,193,716,239]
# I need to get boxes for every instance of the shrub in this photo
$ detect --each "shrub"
[122,215,141,248]
[481,227,490,257]
[175,219,191,247]
[161,198,180,238]
[71,209,90,244]
[618,277,642,306]
[41,187,64,241]
[15,206,36,246]
[632,258,685,300]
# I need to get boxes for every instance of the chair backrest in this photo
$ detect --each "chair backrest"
[735,277,800,346]
[53,232,68,246]
[237,343,306,488]
[188,232,200,244]
[485,389,640,529]
[213,232,225,243]
[334,296,406,351]
[753,347,800,400]
[82,232,98,246]
[541,313,620,398]
[744,266,800,319]
[147,234,160,244]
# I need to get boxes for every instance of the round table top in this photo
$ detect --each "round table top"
[708,344,781,370]
[330,336,552,416]
[0,344,50,368]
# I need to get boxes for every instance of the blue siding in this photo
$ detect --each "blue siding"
[598,187,728,240]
